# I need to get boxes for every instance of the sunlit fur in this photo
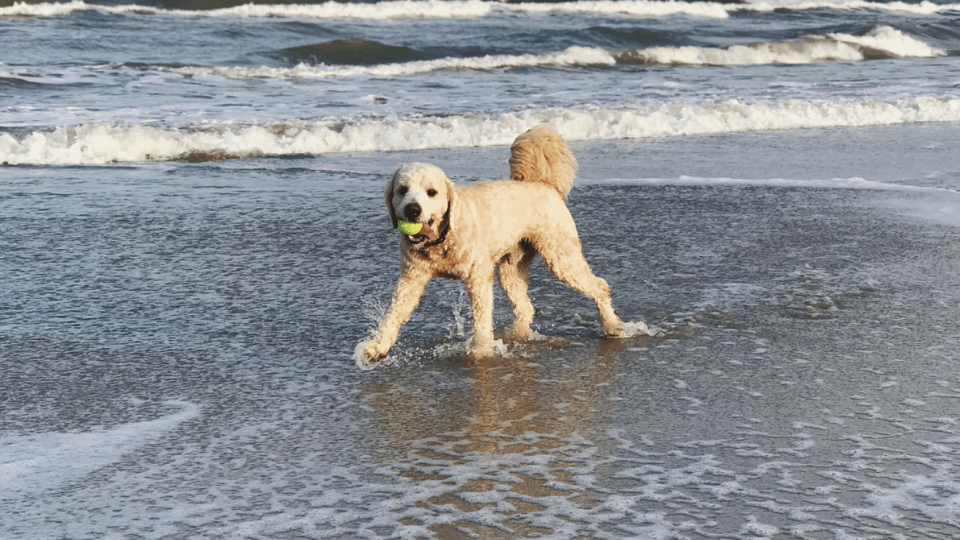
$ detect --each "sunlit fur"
[509,124,577,199]
[359,124,623,366]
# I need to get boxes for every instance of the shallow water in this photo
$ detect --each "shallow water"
[5,0,960,534]
[3,124,960,538]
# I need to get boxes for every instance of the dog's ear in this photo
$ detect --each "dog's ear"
[444,174,458,229]
[385,169,399,229]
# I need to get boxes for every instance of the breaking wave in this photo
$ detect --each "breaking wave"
[4,96,960,166]
[115,26,941,82]
[617,26,945,66]
[0,0,494,20]
[150,46,618,79]
[4,0,960,20]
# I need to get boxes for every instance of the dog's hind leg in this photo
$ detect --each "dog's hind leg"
[536,235,624,337]
[498,243,536,341]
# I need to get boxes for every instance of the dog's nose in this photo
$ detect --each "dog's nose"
[404,203,421,221]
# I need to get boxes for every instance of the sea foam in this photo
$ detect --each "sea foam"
[0,401,198,499]
[4,96,960,166]
[5,0,960,20]
[590,175,960,195]
[155,46,618,80]
[0,0,494,20]
[114,26,942,81]
[618,26,944,66]
[742,0,958,15]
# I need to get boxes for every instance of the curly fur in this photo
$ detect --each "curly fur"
[357,124,623,367]
[509,124,578,199]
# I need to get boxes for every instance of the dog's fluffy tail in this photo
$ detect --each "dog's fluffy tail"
[509,124,578,199]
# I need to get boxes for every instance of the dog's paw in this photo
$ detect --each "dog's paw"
[497,323,531,342]
[465,337,498,361]
[467,344,494,359]
[354,340,387,370]
[601,320,625,338]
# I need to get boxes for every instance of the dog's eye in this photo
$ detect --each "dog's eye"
[427,189,437,197]
[396,186,408,196]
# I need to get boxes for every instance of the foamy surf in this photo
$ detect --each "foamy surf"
[0,400,198,498]
[0,0,494,20]
[589,175,960,195]
[504,0,730,18]
[514,0,960,16]
[5,0,960,20]
[152,46,617,80]
[5,96,960,166]
[741,0,959,15]
[119,26,941,81]
[618,26,944,66]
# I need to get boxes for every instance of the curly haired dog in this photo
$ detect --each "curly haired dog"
[357,125,625,367]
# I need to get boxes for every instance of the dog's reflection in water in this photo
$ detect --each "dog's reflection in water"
[361,337,647,537]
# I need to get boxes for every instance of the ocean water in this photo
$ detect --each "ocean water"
[3,0,960,538]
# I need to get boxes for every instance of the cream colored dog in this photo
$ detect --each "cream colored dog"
[357,125,625,366]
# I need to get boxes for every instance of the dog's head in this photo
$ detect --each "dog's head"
[386,162,455,245]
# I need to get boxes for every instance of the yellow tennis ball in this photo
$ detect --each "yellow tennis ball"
[397,220,422,235]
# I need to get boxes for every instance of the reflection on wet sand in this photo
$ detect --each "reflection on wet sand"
[362,337,648,537]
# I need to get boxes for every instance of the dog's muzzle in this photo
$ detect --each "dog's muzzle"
[407,233,428,244]
[402,216,442,246]
[403,203,421,222]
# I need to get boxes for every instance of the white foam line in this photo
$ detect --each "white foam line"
[741,0,960,16]
[4,0,960,20]
[140,25,941,82]
[505,0,732,18]
[4,96,960,165]
[0,0,495,20]
[585,175,960,195]
[153,46,617,80]
[513,0,960,17]
[0,400,199,499]
[621,26,944,66]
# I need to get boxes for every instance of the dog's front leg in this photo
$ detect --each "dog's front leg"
[362,271,432,363]
[465,268,496,360]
